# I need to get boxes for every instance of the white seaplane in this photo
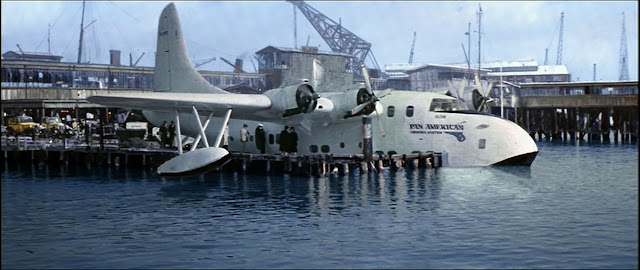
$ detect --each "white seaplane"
[88,3,538,176]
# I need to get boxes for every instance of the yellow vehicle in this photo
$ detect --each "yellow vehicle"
[41,116,65,130]
[6,115,40,136]
[41,116,72,138]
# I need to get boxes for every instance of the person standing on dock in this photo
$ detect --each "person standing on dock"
[288,126,298,155]
[279,126,289,155]
[255,124,266,154]
[240,124,249,152]
[221,122,229,150]
[168,121,176,148]
[159,121,168,148]
[146,122,154,141]
[84,120,91,144]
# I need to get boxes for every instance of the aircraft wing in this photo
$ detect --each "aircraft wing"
[87,92,272,119]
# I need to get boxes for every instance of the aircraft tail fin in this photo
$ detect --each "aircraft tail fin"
[154,3,227,94]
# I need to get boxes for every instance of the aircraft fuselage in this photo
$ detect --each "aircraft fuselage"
[143,90,538,167]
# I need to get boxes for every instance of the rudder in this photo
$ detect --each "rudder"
[154,3,227,94]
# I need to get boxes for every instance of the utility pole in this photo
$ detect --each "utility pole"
[593,63,596,81]
[500,65,504,118]
[544,48,548,65]
[619,12,629,81]
[556,12,564,65]
[77,0,86,64]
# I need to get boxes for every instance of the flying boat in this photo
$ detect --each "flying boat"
[88,3,538,176]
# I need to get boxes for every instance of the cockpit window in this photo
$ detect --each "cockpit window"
[429,98,468,112]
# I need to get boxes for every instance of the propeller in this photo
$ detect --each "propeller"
[473,73,495,112]
[350,65,393,135]
[447,77,467,101]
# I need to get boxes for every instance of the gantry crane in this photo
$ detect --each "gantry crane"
[288,0,381,76]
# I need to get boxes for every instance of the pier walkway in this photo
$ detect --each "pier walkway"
[1,136,441,177]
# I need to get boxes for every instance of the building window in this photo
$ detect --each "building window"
[406,106,414,117]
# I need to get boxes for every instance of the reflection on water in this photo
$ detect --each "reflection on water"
[144,167,446,219]
[2,142,638,269]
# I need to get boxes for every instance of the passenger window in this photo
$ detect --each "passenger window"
[268,134,274,144]
[340,142,345,148]
[479,139,486,149]
[406,106,414,117]
[321,145,330,153]
[310,145,318,153]
[387,106,395,117]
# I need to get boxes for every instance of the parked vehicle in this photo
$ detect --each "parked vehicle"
[6,115,42,136]
[41,116,73,138]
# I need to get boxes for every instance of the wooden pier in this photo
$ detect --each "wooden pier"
[499,82,639,144]
[1,137,441,177]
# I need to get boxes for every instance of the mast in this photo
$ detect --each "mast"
[465,22,471,79]
[477,4,482,76]
[77,0,86,64]
[48,23,51,53]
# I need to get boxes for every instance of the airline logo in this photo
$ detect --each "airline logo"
[408,123,466,142]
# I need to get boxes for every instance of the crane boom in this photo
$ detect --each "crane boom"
[556,12,564,65]
[288,0,379,75]
[193,57,216,69]
[408,31,416,64]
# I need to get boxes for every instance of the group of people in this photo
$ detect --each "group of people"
[239,123,267,154]
[156,120,298,154]
[238,123,297,155]
[278,125,298,155]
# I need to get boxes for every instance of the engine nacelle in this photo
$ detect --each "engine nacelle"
[263,83,317,117]
[331,86,376,118]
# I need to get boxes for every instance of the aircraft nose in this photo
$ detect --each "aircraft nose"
[492,119,538,166]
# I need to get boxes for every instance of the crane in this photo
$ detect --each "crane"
[193,57,216,69]
[288,0,380,76]
[130,52,145,67]
[220,57,245,73]
[408,32,416,64]
[556,12,564,65]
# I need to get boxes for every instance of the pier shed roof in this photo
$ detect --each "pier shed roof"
[255,46,354,58]
[488,65,569,77]
[2,50,63,62]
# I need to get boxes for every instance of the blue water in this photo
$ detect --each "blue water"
[2,142,638,269]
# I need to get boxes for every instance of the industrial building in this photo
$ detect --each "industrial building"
[254,45,353,90]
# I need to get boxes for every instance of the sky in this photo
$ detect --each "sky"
[1,1,638,81]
